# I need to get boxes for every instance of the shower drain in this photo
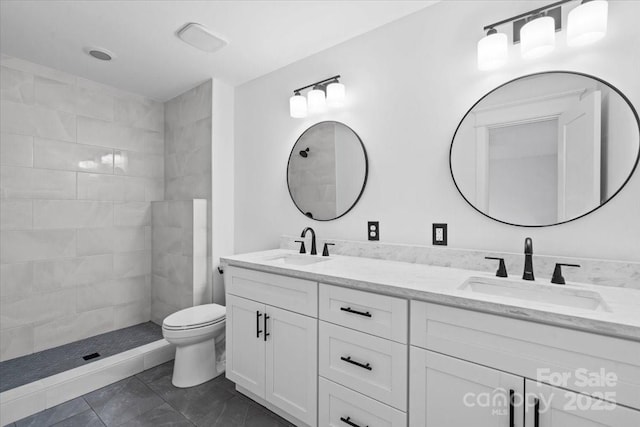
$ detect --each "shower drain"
[82,352,101,361]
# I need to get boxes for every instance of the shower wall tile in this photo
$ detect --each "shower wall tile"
[0,288,76,329]
[34,76,76,114]
[76,280,116,312]
[77,116,163,154]
[0,166,76,199]
[76,173,146,202]
[114,202,151,226]
[0,133,33,167]
[0,229,76,263]
[114,96,164,132]
[0,262,33,299]
[0,65,34,104]
[0,325,34,362]
[0,200,32,230]
[33,200,113,229]
[113,251,151,279]
[0,100,76,141]
[33,138,114,174]
[32,306,114,353]
[0,55,164,360]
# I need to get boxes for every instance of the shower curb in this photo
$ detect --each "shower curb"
[0,339,174,426]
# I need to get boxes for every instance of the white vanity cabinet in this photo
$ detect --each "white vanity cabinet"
[410,300,640,427]
[225,267,318,427]
[318,284,409,426]
[410,348,525,426]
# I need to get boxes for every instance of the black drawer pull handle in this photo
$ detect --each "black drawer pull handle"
[256,311,262,338]
[340,307,371,317]
[340,416,368,427]
[534,397,540,427]
[264,313,270,342]
[340,356,372,371]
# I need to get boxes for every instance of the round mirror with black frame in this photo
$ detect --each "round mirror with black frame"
[287,121,368,221]
[450,71,640,227]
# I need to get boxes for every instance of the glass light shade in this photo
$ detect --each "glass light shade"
[307,88,327,114]
[289,93,307,118]
[567,0,608,47]
[520,16,555,59]
[326,82,346,107]
[477,31,508,71]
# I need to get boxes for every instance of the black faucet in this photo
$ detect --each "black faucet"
[300,227,317,255]
[523,237,534,281]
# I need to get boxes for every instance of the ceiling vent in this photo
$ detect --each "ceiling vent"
[177,23,228,53]
[85,47,115,61]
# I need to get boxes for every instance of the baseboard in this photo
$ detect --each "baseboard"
[236,385,310,427]
[0,339,174,426]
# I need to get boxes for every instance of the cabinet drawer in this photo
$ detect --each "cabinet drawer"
[319,377,406,427]
[319,321,407,411]
[225,266,317,317]
[319,283,408,343]
[411,301,640,410]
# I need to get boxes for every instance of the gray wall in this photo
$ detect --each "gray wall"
[163,80,213,305]
[0,55,164,361]
[151,199,207,324]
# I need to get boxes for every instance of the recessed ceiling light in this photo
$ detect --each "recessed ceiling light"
[177,23,227,53]
[84,47,115,61]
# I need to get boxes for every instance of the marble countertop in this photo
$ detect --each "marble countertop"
[221,249,640,341]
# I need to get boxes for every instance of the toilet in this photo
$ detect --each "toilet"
[162,304,226,388]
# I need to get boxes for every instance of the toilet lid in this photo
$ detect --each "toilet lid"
[163,304,226,330]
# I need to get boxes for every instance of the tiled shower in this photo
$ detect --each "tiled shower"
[0,55,213,363]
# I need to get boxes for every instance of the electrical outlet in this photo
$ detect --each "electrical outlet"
[368,221,379,241]
[432,223,447,246]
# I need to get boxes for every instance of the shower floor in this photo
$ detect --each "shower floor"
[0,322,163,393]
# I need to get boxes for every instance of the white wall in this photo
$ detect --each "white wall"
[234,0,640,262]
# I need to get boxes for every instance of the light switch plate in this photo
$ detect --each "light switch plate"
[432,223,447,246]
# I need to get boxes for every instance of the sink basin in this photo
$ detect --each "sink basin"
[266,255,330,266]
[459,277,609,311]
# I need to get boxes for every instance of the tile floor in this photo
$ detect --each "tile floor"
[0,322,163,392]
[10,361,294,427]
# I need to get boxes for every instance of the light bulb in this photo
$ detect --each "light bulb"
[307,87,327,114]
[567,0,608,47]
[521,15,555,59]
[289,93,307,118]
[326,81,345,107]
[477,29,508,71]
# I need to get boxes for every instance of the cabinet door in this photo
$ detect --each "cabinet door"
[524,380,640,427]
[226,295,266,398]
[410,347,524,427]
[265,305,317,427]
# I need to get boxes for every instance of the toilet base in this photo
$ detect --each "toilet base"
[171,338,221,388]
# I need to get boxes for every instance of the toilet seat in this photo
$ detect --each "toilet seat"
[162,304,226,331]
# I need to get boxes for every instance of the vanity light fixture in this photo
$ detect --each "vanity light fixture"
[477,0,608,70]
[567,0,609,47]
[288,75,344,118]
[477,28,508,71]
[307,85,327,114]
[520,13,556,59]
